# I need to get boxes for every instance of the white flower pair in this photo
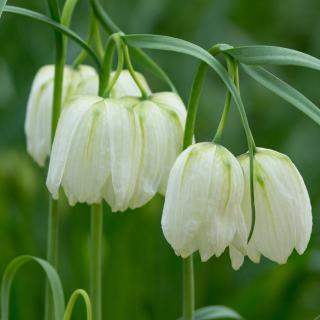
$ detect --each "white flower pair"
[25,65,186,212]
[162,142,312,269]
[25,65,149,166]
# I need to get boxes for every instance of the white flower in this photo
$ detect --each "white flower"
[46,92,186,211]
[161,142,246,266]
[230,148,312,269]
[25,66,150,167]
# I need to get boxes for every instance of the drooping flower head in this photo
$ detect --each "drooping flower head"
[46,91,186,211]
[230,148,312,269]
[161,142,247,267]
[24,66,150,166]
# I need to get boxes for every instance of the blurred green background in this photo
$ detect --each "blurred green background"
[1,0,320,319]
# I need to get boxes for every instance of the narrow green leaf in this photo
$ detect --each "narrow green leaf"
[123,34,238,104]
[0,0,7,19]
[224,46,320,71]
[3,5,101,70]
[1,255,65,320]
[242,65,320,125]
[123,34,254,148]
[193,306,243,320]
[64,289,92,320]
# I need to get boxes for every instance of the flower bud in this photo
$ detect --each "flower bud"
[230,148,312,269]
[161,142,246,265]
[46,92,186,211]
[24,66,150,167]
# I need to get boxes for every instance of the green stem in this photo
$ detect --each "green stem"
[182,256,194,320]
[232,62,256,242]
[44,198,60,320]
[45,1,65,320]
[213,58,235,143]
[99,33,124,97]
[64,289,92,320]
[90,203,103,320]
[183,63,207,148]
[124,45,149,99]
[89,0,176,92]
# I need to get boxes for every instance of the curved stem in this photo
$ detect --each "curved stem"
[183,63,207,148]
[64,289,92,320]
[99,33,124,97]
[124,45,149,98]
[233,62,256,242]
[213,58,235,143]
[89,0,176,91]
[90,203,103,320]
[182,256,194,320]
[89,0,120,34]
[93,20,105,60]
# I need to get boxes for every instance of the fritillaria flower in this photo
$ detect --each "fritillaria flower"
[161,142,247,267]
[230,148,312,269]
[24,66,150,166]
[46,92,186,211]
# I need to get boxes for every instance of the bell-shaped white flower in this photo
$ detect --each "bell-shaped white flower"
[46,92,186,211]
[25,65,98,166]
[161,142,247,265]
[230,148,312,269]
[25,66,151,167]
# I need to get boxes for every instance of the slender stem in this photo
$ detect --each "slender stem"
[213,58,234,143]
[99,33,124,98]
[45,1,65,319]
[124,45,149,99]
[182,256,195,320]
[90,203,103,320]
[93,19,105,60]
[64,289,92,320]
[44,198,60,320]
[89,0,176,92]
[183,63,207,148]
[233,62,256,242]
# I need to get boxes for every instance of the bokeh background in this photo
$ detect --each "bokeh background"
[1,0,320,319]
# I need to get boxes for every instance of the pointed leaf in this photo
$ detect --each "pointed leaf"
[1,255,65,320]
[224,46,320,70]
[3,5,101,70]
[242,65,320,125]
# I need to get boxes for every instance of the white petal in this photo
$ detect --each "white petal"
[198,145,244,260]
[25,65,55,166]
[74,65,99,96]
[46,96,102,199]
[162,143,243,260]
[150,92,187,123]
[149,93,186,194]
[61,99,109,205]
[129,100,168,208]
[239,148,312,264]
[102,99,142,211]
[229,246,244,270]
[109,70,151,98]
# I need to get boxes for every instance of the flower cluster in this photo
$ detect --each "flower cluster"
[46,92,186,211]
[25,65,151,166]
[162,143,312,269]
[26,63,312,270]
[26,65,186,212]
